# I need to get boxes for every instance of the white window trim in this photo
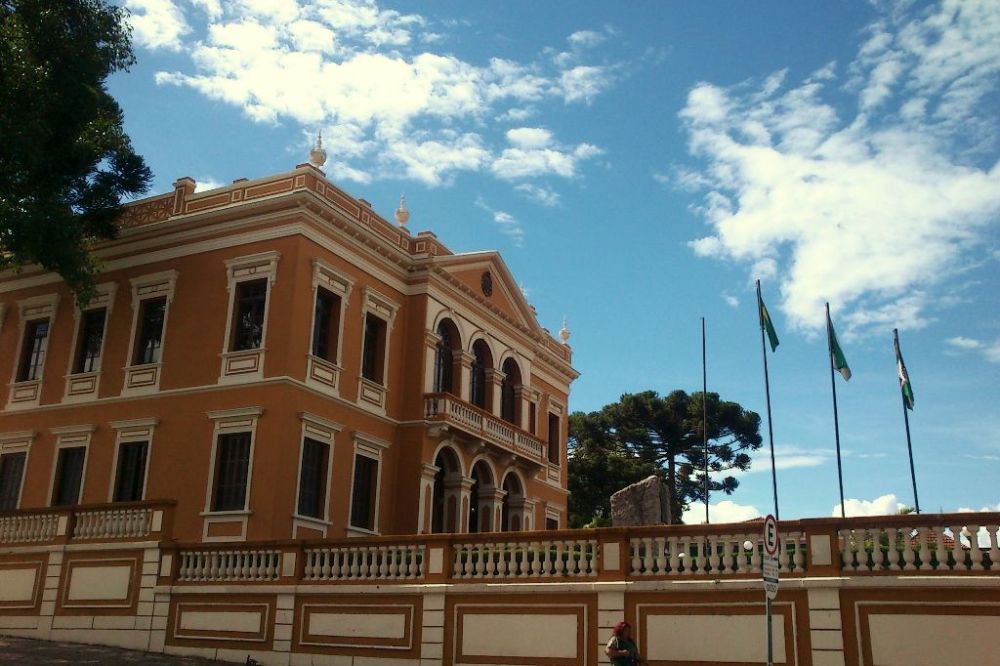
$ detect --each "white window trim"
[203,407,262,515]
[545,505,563,529]
[309,258,353,367]
[346,431,391,536]
[358,287,398,385]
[107,418,158,503]
[0,430,36,511]
[8,294,59,409]
[63,283,117,403]
[123,270,178,396]
[47,425,95,507]
[292,412,343,535]
[220,251,280,350]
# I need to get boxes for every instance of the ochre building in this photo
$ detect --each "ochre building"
[0,151,578,543]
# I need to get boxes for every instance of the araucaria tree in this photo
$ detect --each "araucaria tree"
[569,390,762,526]
[0,0,151,302]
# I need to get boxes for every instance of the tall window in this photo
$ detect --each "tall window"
[51,446,86,506]
[212,433,251,511]
[470,340,490,409]
[548,413,561,465]
[311,288,341,361]
[73,308,107,374]
[500,358,521,424]
[230,279,267,351]
[17,319,50,382]
[0,452,26,511]
[434,321,455,393]
[529,402,537,435]
[134,297,166,365]
[361,313,387,384]
[113,441,148,502]
[297,438,329,519]
[350,454,378,531]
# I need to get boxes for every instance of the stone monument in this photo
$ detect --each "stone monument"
[610,475,671,526]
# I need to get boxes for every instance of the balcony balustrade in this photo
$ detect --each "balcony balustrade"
[424,392,545,464]
[0,500,174,545]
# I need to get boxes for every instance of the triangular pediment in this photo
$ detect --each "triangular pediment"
[432,252,543,334]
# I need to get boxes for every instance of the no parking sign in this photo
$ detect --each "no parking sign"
[762,514,779,600]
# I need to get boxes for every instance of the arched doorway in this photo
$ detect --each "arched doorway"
[468,460,495,533]
[470,339,493,409]
[431,447,462,533]
[500,357,521,424]
[500,473,524,532]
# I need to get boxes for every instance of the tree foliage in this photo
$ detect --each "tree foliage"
[0,0,151,303]
[568,390,762,526]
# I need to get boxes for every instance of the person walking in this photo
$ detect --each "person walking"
[606,621,645,666]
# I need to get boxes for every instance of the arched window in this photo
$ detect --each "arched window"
[470,340,492,409]
[500,358,521,424]
[434,320,458,394]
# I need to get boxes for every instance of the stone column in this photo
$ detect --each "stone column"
[418,462,441,534]
[485,368,505,417]
[478,485,506,532]
[456,351,473,399]
[423,331,440,393]
[515,385,530,431]
[445,475,476,534]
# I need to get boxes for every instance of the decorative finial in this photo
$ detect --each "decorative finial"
[559,317,571,345]
[309,131,327,168]
[394,193,410,227]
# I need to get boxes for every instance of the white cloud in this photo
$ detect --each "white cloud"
[506,127,553,150]
[492,140,602,181]
[146,0,616,187]
[677,2,1000,337]
[567,30,606,48]
[834,493,907,517]
[515,183,561,207]
[722,293,740,308]
[559,65,613,103]
[193,177,224,192]
[684,500,762,524]
[475,198,525,247]
[125,0,189,51]
[945,335,1000,363]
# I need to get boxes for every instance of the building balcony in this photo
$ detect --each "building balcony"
[423,392,545,465]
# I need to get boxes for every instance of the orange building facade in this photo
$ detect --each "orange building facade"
[0,157,577,544]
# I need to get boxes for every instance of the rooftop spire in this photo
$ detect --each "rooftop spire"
[394,193,410,227]
[559,317,571,345]
[308,131,327,168]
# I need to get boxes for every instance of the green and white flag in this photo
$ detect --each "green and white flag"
[827,315,851,380]
[759,293,780,353]
[894,334,914,410]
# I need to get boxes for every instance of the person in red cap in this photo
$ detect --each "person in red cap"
[606,621,645,665]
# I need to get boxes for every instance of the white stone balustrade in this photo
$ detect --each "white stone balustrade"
[452,538,598,579]
[840,521,1000,573]
[177,548,281,581]
[0,511,60,543]
[302,544,424,580]
[424,392,545,464]
[629,531,807,576]
[72,506,153,539]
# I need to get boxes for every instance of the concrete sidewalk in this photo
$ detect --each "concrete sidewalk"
[0,635,233,665]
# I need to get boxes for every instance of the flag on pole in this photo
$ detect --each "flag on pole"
[828,316,852,380]
[894,335,914,410]
[759,293,780,352]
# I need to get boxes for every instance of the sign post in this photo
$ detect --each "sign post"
[762,515,780,666]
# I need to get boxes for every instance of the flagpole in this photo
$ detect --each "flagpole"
[702,316,709,524]
[826,303,846,518]
[894,328,920,514]
[757,281,780,520]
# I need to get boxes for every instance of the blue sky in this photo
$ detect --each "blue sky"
[113,0,1000,522]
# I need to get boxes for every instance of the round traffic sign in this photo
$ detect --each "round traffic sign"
[763,514,779,557]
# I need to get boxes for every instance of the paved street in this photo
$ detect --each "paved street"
[0,636,228,665]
